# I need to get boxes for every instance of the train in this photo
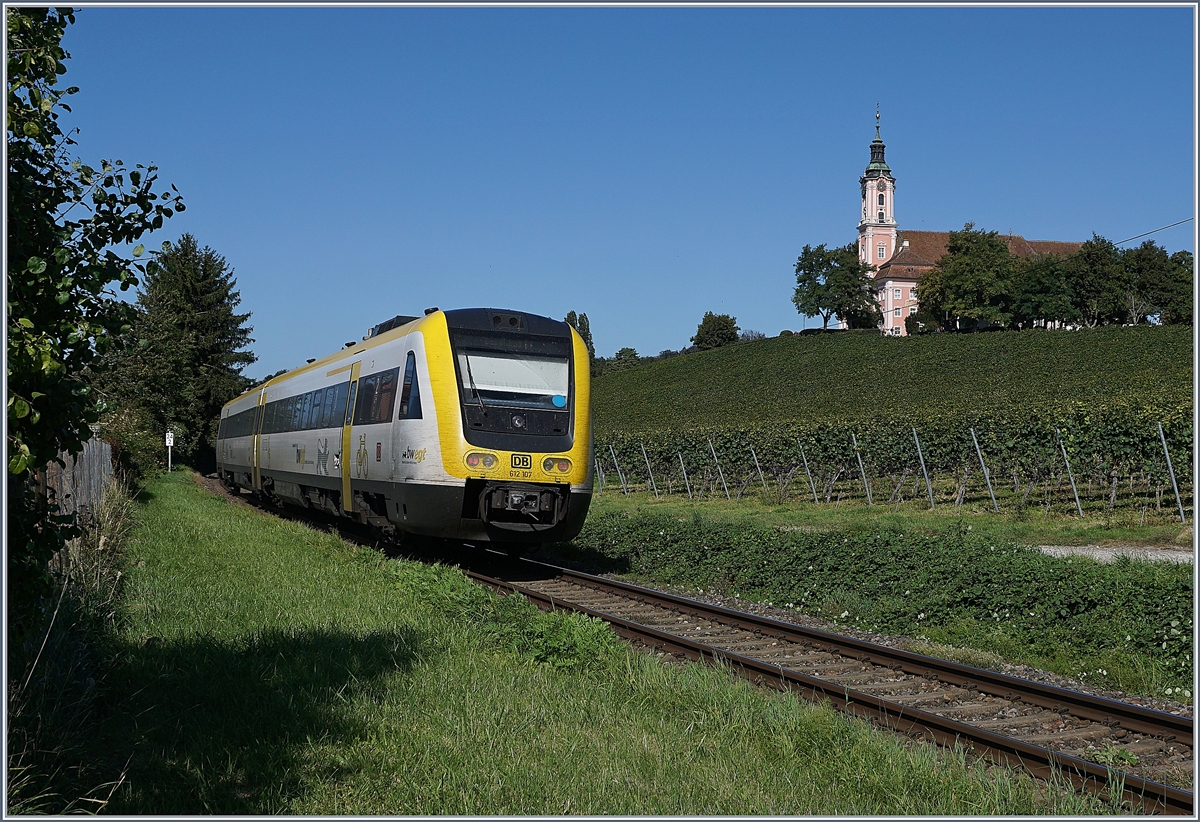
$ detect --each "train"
[216,307,593,545]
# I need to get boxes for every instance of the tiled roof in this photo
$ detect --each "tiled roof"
[876,230,1082,279]
[1026,239,1085,256]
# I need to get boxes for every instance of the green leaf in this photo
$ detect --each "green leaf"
[26,257,46,274]
[132,243,145,257]
[22,121,39,137]
[11,397,30,418]
[8,452,30,475]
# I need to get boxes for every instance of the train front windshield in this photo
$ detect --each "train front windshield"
[457,350,570,411]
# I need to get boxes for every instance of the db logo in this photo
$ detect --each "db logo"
[511,454,532,470]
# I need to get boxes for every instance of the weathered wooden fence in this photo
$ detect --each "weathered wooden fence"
[43,437,114,516]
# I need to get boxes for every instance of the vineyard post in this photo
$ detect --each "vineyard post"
[970,427,999,513]
[749,445,767,491]
[1056,428,1084,518]
[913,427,934,509]
[678,452,692,500]
[640,442,659,499]
[594,459,604,495]
[850,432,873,505]
[608,444,629,495]
[708,438,731,500]
[798,440,818,503]
[1157,422,1186,524]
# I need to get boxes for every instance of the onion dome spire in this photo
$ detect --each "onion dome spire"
[864,106,890,177]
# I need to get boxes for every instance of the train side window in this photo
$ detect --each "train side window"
[344,381,358,426]
[331,382,350,426]
[399,352,422,419]
[218,416,227,439]
[353,374,377,425]
[353,368,399,425]
[289,396,303,431]
[302,392,316,430]
[372,368,399,422]
[305,391,317,430]
[320,386,337,428]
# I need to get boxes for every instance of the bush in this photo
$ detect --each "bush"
[563,509,1193,693]
[99,404,164,480]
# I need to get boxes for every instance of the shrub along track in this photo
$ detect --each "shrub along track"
[194,473,1192,814]
[464,556,1193,815]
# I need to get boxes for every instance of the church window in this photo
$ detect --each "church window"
[894,288,901,300]
[910,287,917,299]
[877,244,885,260]
[909,306,916,315]
[894,307,901,317]
[878,210,885,221]
[878,193,885,206]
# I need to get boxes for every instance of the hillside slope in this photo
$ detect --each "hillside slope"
[592,326,1191,435]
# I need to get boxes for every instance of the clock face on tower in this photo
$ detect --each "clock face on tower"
[877,179,887,191]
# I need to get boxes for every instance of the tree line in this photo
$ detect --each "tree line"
[909,225,1192,333]
[791,224,1192,334]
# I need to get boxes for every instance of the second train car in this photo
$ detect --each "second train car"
[216,308,593,544]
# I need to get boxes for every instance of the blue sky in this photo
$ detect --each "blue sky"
[59,5,1195,380]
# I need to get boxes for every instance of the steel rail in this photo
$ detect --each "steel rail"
[538,562,1193,748]
[467,567,1194,815]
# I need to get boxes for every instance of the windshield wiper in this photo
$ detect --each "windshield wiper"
[464,355,488,417]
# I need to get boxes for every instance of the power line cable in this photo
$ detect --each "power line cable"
[1113,218,1194,246]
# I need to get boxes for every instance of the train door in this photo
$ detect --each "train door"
[340,361,362,515]
[391,350,423,480]
[252,387,267,489]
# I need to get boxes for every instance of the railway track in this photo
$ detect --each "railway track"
[464,555,1194,815]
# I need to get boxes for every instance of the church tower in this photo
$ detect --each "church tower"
[858,110,897,267]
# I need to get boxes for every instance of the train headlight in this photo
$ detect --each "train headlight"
[543,457,571,473]
[466,452,497,470]
[512,414,526,429]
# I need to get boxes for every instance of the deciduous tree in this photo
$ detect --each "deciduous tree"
[7,7,184,630]
[691,311,740,350]
[1063,234,1127,328]
[792,243,879,330]
[932,224,1015,329]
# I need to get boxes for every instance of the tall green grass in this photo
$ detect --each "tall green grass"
[80,471,1108,814]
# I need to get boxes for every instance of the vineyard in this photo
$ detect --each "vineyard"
[591,326,1193,519]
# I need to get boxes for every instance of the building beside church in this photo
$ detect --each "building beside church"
[852,116,1082,335]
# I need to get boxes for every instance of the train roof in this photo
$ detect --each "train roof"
[225,308,572,408]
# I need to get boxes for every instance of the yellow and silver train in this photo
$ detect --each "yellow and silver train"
[217,308,593,544]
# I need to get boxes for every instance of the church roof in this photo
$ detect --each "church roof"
[879,230,1083,276]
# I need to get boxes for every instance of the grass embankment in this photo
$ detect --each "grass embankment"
[545,493,1192,701]
[87,471,1106,814]
[593,325,1191,434]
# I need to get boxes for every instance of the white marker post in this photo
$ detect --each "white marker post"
[165,431,174,472]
